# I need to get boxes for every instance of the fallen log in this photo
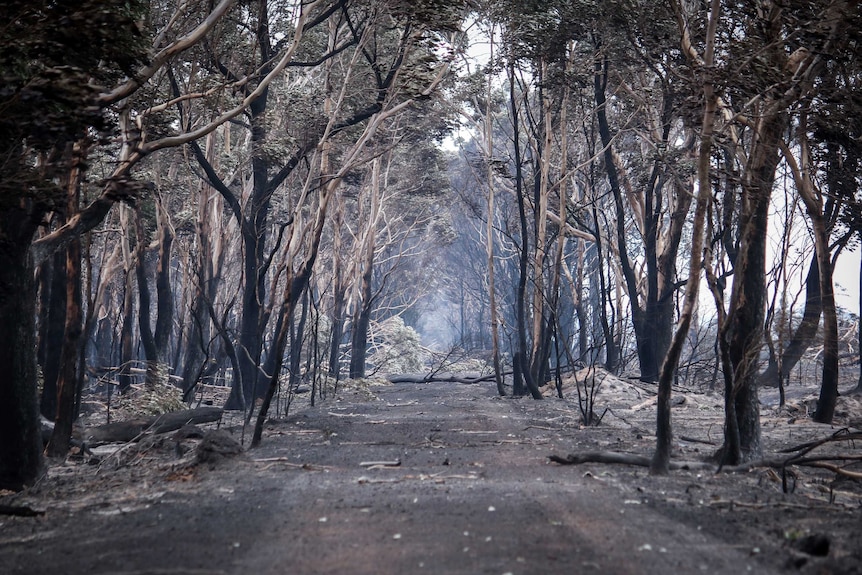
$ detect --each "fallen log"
[548,449,860,484]
[0,504,45,517]
[85,406,223,445]
[779,428,862,454]
[388,372,511,385]
[548,451,715,471]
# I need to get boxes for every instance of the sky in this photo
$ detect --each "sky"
[834,247,860,315]
[443,23,862,325]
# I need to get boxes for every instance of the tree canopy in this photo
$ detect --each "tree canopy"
[2,0,862,491]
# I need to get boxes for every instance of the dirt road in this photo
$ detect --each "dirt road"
[1,380,852,574]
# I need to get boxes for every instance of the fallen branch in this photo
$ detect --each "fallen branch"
[777,428,862,490]
[630,396,657,411]
[679,435,718,446]
[547,450,804,473]
[549,447,862,486]
[631,396,686,411]
[0,504,45,517]
[388,372,511,385]
[251,458,331,471]
[359,460,401,467]
[804,461,862,480]
[548,451,714,471]
[780,428,862,454]
[85,407,223,445]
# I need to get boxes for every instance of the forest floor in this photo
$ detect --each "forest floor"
[1,370,861,574]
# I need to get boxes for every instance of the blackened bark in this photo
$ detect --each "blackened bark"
[574,242,589,363]
[0,208,44,490]
[180,294,210,397]
[86,407,223,445]
[328,186,346,378]
[595,53,644,376]
[234,0,274,407]
[329,287,346,378]
[252,174,333,446]
[759,255,821,387]
[804,185,839,424]
[720,112,784,465]
[812,253,838,423]
[509,62,541,399]
[575,298,588,363]
[134,201,175,389]
[252,267,315,447]
[722,207,769,463]
[594,50,691,381]
[46,234,83,457]
[653,21,717,473]
[856,256,862,394]
[154,206,174,363]
[850,260,862,395]
[289,289,309,390]
[135,206,159,388]
[118,270,136,393]
[39,250,67,420]
[589,204,619,372]
[350,158,382,382]
[180,182,217,397]
[36,261,51,369]
[47,150,88,457]
[349,265,374,380]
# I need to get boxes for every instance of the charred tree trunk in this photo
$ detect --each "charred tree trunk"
[135,197,175,390]
[118,266,136,393]
[180,169,219,397]
[135,204,159,389]
[529,61,552,389]
[329,286,346,377]
[509,61,541,399]
[253,271,303,447]
[349,303,372,380]
[573,240,589,363]
[653,0,718,473]
[328,191,346,378]
[721,223,769,464]
[180,287,212,397]
[235,144,269,406]
[153,198,174,367]
[759,255,821,387]
[349,158,380,381]
[812,241,839,423]
[47,151,86,457]
[234,1,275,408]
[594,48,677,382]
[856,256,862,395]
[718,113,784,465]
[79,235,116,417]
[0,208,44,490]
[38,249,67,420]
[46,234,83,457]
[783,128,840,424]
[349,248,375,380]
[484,45,505,396]
[252,180,333,447]
[595,213,619,372]
[289,288,309,390]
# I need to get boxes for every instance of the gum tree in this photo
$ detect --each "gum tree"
[0,0,149,490]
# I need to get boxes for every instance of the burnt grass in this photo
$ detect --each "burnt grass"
[1,372,861,575]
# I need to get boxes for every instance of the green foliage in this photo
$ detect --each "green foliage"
[113,381,185,419]
[368,316,425,374]
[488,0,596,63]
[390,0,468,33]
[0,0,148,208]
